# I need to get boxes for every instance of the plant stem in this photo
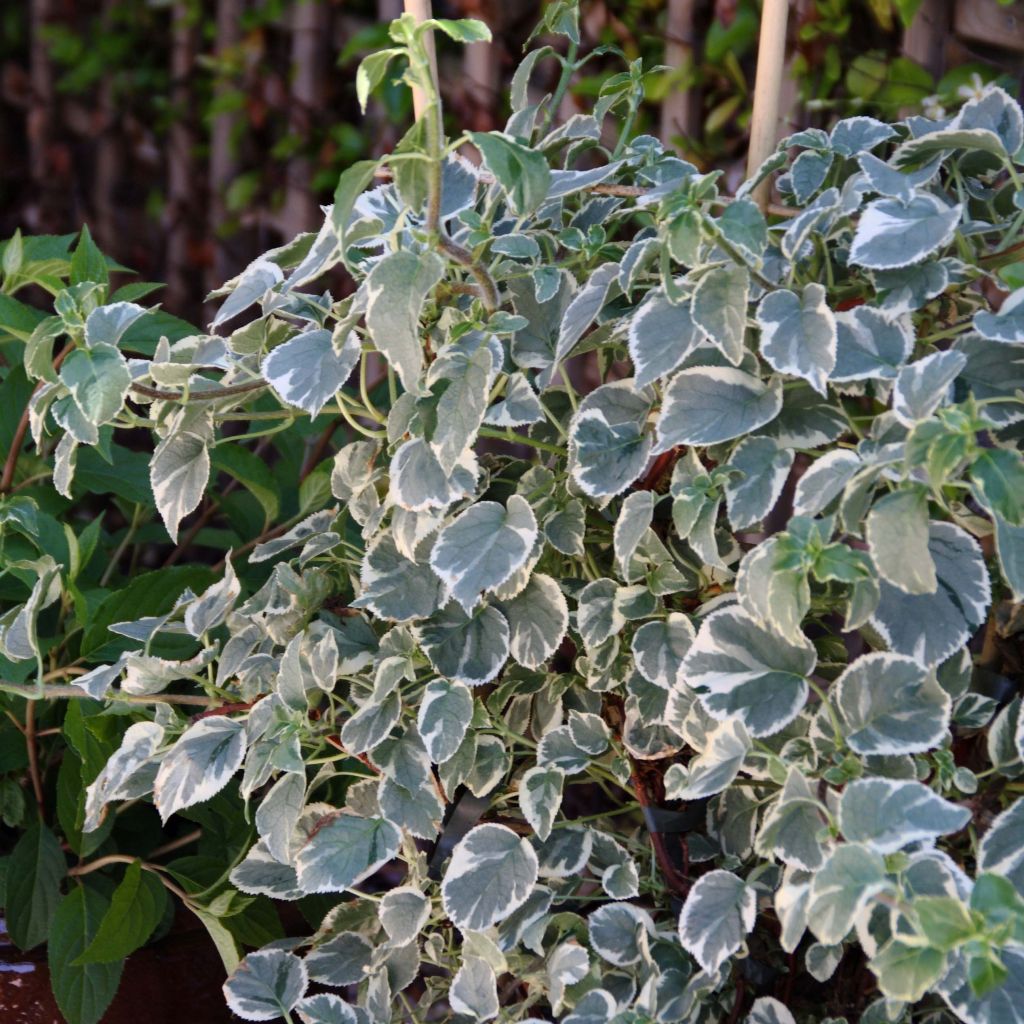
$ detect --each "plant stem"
[478,426,564,455]
[0,681,217,706]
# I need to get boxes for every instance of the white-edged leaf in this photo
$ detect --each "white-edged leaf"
[418,679,473,763]
[541,263,618,388]
[838,778,970,854]
[484,372,543,427]
[657,367,783,448]
[974,285,1024,344]
[793,450,860,517]
[153,717,246,822]
[892,349,966,426]
[295,994,359,1024]
[352,532,445,622]
[365,250,445,395]
[632,614,695,689]
[212,258,283,327]
[588,903,654,967]
[745,997,797,1024]
[977,798,1024,894]
[678,869,756,974]
[151,421,211,543]
[628,288,703,387]
[832,306,914,381]
[223,949,307,1022]
[430,496,538,613]
[681,606,816,737]
[84,302,147,347]
[84,721,164,832]
[834,652,950,755]
[441,823,539,931]
[664,718,750,800]
[262,327,360,418]
[870,521,991,666]
[756,284,836,395]
[427,337,497,474]
[614,490,655,577]
[692,266,749,365]
[519,765,564,841]
[450,956,499,1021]
[850,194,962,270]
[866,489,936,595]
[59,343,131,425]
[724,436,794,530]
[807,844,889,945]
[379,886,431,945]
[414,602,509,686]
[502,573,569,669]
[294,813,400,893]
[755,766,830,871]
[390,438,477,513]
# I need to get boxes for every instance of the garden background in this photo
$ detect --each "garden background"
[5,0,1024,323]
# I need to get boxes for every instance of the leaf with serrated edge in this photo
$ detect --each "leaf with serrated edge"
[678,870,756,974]
[441,823,539,931]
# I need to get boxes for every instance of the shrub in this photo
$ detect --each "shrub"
[2,8,1024,1024]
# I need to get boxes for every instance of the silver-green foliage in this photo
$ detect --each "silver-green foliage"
[9,8,1024,1024]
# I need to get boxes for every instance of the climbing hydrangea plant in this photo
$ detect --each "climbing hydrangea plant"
[3,7,1024,1024]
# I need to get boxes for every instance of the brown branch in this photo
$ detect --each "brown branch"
[629,760,691,896]
[130,379,266,403]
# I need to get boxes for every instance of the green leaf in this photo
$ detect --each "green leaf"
[69,225,109,287]
[972,448,1024,526]
[355,48,405,112]
[48,886,124,1024]
[6,823,67,950]
[210,445,281,528]
[468,131,551,218]
[913,896,977,950]
[871,939,945,1002]
[428,18,492,43]
[74,860,167,964]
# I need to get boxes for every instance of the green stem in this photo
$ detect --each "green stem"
[478,426,564,455]
[539,42,579,138]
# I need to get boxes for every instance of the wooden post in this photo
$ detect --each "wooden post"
[403,0,438,121]
[746,0,790,211]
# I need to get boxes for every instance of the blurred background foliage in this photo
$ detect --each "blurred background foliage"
[3,0,1024,320]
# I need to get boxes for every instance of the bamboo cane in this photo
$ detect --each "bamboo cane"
[403,0,439,121]
[746,0,790,211]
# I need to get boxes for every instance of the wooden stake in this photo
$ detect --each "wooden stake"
[403,0,439,121]
[746,0,790,211]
